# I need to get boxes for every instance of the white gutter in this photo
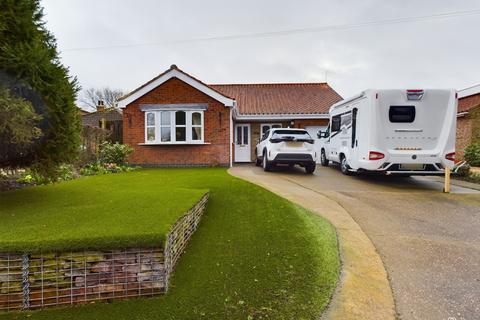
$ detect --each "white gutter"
[458,84,480,99]
[234,112,329,121]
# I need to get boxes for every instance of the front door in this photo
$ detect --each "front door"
[235,124,251,162]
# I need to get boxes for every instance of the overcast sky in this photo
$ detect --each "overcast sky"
[42,0,480,109]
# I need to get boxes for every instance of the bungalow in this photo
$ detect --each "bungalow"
[457,84,480,159]
[118,65,342,166]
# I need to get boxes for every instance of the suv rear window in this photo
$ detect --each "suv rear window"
[271,130,312,139]
[389,106,415,123]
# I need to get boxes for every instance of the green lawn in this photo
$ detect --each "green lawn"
[0,168,339,320]
[0,173,207,253]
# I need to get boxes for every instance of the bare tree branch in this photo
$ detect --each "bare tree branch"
[79,87,125,110]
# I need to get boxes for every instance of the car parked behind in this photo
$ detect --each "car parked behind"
[255,128,317,174]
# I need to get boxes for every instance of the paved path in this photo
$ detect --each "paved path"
[229,166,396,320]
[230,165,480,320]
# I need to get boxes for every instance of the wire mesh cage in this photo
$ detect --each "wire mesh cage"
[0,192,208,312]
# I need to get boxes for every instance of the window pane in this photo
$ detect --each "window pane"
[147,127,155,141]
[389,106,416,123]
[176,111,186,125]
[147,113,155,126]
[272,124,281,128]
[161,127,171,142]
[331,116,341,132]
[262,126,269,134]
[341,113,352,127]
[236,126,242,145]
[192,127,202,140]
[161,111,170,125]
[176,127,186,141]
[192,112,201,125]
[243,126,248,145]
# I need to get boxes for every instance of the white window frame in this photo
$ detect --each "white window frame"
[190,111,203,142]
[260,123,282,135]
[144,110,204,144]
[145,112,156,142]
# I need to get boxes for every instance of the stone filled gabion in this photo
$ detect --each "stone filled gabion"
[0,193,208,312]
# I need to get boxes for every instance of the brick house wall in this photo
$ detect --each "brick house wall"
[123,78,231,166]
[293,119,329,128]
[456,105,480,160]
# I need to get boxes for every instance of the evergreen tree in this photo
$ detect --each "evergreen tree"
[0,0,81,179]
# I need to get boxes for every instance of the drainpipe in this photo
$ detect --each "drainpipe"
[229,105,234,167]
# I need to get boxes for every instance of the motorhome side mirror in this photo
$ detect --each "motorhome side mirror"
[318,131,329,138]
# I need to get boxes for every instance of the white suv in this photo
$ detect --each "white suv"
[255,128,317,174]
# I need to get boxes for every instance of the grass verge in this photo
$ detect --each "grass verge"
[1,168,339,320]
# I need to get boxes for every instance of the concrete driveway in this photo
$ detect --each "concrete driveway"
[231,164,480,320]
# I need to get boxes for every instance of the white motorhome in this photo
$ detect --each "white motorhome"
[317,89,457,175]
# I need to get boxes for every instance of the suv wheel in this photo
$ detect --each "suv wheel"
[320,150,329,167]
[340,156,351,175]
[255,151,261,166]
[305,163,316,174]
[262,151,272,172]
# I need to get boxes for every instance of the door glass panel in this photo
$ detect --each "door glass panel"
[236,126,242,145]
[243,126,248,145]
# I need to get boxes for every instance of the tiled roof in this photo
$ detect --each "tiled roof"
[211,83,342,115]
[119,65,342,115]
[458,93,480,113]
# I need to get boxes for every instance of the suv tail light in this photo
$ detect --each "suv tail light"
[445,152,455,161]
[407,89,424,101]
[369,151,385,160]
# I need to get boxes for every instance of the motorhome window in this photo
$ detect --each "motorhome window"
[389,106,416,123]
[331,116,341,132]
[341,113,352,127]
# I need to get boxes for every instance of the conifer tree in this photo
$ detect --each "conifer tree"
[0,0,80,179]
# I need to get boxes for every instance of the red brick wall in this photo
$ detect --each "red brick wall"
[456,117,472,160]
[456,106,480,160]
[292,119,329,128]
[458,93,480,113]
[123,78,231,166]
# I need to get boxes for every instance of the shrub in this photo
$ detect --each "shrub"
[470,173,480,183]
[456,163,471,177]
[80,161,136,176]
[98,142,133,165]
[464,143,480,167]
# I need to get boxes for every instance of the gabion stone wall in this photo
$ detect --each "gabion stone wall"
[0,192,208,312]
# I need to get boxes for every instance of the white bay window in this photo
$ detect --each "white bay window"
[144,110,204,144]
